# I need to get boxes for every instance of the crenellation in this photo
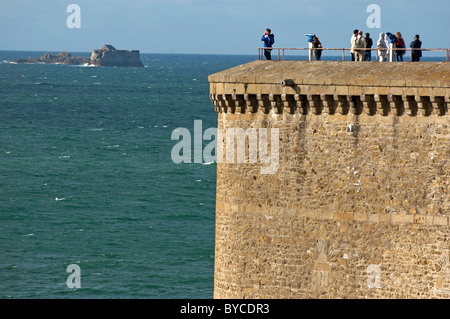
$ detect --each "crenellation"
[307,94,320,115]
[361,94,371,115]
[210,92,450,117]
[269,94,281,114]
[244,94,258,113]
[415,96,425,116]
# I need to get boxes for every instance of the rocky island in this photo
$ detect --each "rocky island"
[14,52,89,65]
[14,45,144,67]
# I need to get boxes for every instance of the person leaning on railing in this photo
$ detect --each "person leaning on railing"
[312,35,323,61]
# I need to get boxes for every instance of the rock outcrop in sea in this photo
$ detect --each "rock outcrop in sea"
[14,45,144,67]
[90,45,144,67]
[14,52,90,65]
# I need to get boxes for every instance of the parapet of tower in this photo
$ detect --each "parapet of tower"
[209,61,450,299]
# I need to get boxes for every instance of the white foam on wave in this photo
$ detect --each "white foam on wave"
[70,63,96,67]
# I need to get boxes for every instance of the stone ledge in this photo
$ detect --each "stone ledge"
[208,61,450,89]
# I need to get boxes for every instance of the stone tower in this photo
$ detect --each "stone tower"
[209,61,450,298]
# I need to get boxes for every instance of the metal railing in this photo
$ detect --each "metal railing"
[258,47,450,62]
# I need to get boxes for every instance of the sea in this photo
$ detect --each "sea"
[0,51,446,299]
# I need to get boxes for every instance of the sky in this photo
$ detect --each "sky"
[0,0,449,55]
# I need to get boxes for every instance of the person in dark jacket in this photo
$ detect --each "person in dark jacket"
[312,35,323,61]
[364,33,373,61]
[410,34,422,62]
[261,28,275,60]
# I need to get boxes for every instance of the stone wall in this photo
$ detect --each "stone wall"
[209,61,450,299]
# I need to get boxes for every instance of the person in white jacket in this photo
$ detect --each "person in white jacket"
[350,29,358,61]
[377,32,388,62]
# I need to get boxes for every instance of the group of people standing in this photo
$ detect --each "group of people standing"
[351,29,422,62]
[372,31,422,62]
[350,30,374,61]
[261,28,423,62]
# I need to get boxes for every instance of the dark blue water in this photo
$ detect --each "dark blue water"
[0,52,254,299]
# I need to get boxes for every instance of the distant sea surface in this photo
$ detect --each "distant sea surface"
[0,51,256,299]
[0,51,445,299]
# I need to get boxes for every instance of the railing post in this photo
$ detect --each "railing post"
[389,43,394,62]
[447,49,449,62]
[309,42,313,61]
[282,49,285,61]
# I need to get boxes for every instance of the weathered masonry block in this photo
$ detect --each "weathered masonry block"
[209,61,450,299]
